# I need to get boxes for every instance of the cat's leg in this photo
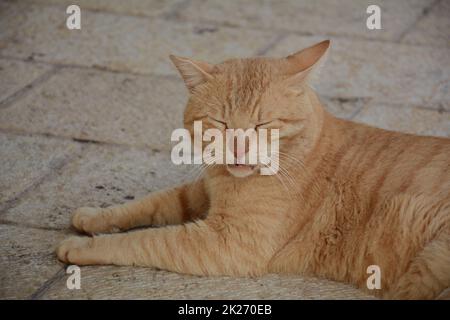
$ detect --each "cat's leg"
[57,216,266,276]
[387,232,450,299]
[72,180,208,234]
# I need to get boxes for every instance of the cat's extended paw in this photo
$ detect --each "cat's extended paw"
[72,207,117,234]
[56,236,92,264]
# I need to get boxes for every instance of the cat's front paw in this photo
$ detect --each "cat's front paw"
[56,236,92,264]
[72,207,117,234]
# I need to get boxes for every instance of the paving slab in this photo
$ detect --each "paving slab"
[402,0,450,48]
[0,68,187,148]
[1,144,192,230]
[0,224,65,299]
[0,59,52,103]
[266,35,450,109]
[0,65,366,145]
[24,0,184,18]
[0,133,81,205]
[353,103,450,138]
[179,0,434,41]
[38,266,374,299]
[0,2,279,76]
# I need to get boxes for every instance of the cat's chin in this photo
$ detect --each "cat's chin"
[226,164,258,178]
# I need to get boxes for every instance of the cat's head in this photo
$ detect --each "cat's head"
[170,40,330,178]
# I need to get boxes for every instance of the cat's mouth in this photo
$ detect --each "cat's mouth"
[226,164,257,178]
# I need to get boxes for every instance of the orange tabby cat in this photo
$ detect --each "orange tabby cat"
[57,40,450,299]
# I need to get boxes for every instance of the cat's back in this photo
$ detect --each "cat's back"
[328,115,450,202]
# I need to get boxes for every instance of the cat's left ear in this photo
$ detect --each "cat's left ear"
[169,55,215,92]
[283,40,330,90]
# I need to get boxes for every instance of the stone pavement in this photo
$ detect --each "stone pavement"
[0,0,448,299]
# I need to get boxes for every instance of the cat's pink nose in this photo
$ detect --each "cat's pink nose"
[234,148,246,162]
[228,135,249,163]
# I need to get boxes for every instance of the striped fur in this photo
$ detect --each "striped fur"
[57,41,450,299]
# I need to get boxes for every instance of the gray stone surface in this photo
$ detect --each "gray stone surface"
[0,2,278,75]
[354,103,450,138]
[0,133,81,205]
[0,68,187,149]
[0,68,365,146]
[2,144,191,230]
[0,59,52,103]
[266,35,450,110]
[402,0,450,48]
[39,266,375,299]
[24,0,185,18]
[180,0,435,41]
[0,224,65,299]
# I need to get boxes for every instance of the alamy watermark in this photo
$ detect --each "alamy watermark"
[366,265,381,290]
[66,5,81,30]
[66,265,81,290]
[366,5,382,30]
[66,4,381,31]
[171,121,280,175]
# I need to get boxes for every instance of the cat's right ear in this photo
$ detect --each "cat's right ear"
[169,55,215,92]
[283,40,330,91]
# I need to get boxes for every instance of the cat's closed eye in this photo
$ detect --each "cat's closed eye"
[207,116,227,129]
[255,120,277,130]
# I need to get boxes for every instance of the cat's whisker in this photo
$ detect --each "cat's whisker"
[194,162,212,182]
[263,156,302,201]
[272,152,311,184]
[262,163,295,201]
[273,163,298,197]
[180,163,206,183]
[272,151,306,169]
[278,166,298,194]
[276,159,299,189]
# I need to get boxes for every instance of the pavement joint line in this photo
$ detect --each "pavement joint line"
[349,105,364,120]
[356,100,450,114]
[0,127,173,153]
[349,99,373,120]
[0,144,90,217]
[0,65,61,111]
[29,268,66,300]
[0,54,182,81]
[414,104,450,114]
[321,95,450,114]
[256,33,289,56]
[396,0,442,43]
[0,219,66,233]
